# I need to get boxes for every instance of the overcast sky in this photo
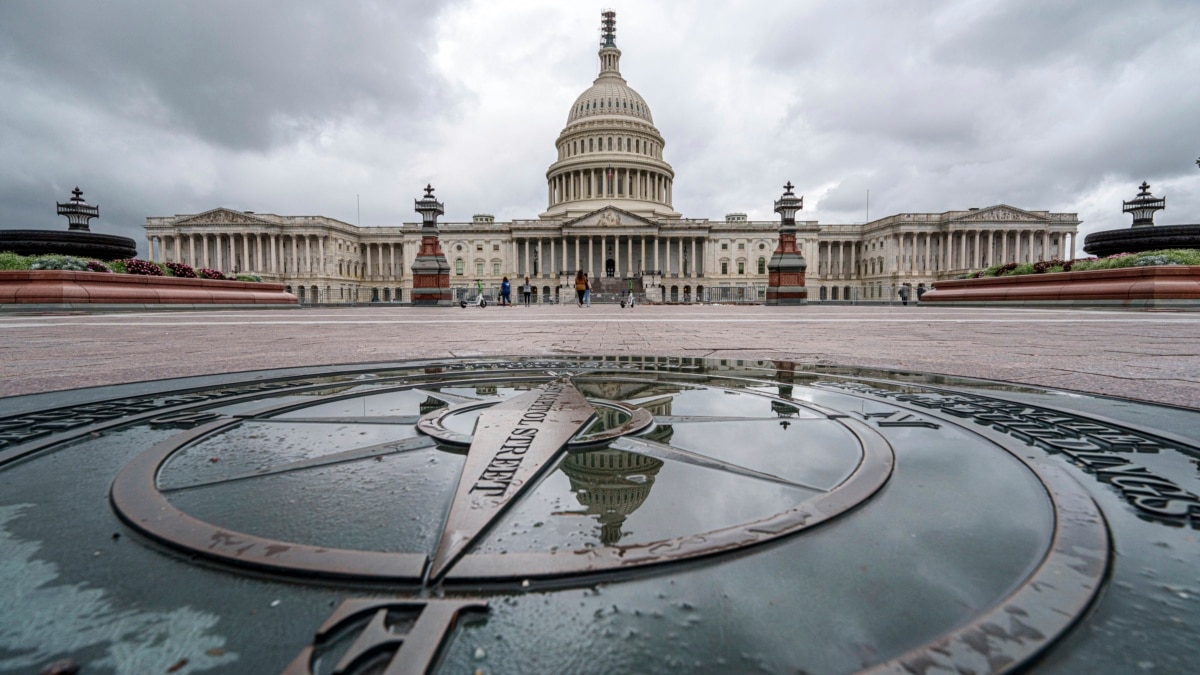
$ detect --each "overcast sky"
[2,0,1198,257]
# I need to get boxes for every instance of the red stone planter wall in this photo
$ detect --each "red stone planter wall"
[922,265,1200,310]
[0,270,298,310]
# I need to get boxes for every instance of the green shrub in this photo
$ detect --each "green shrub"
[108,259,127,274]
[29,255,89,271]
[235,273,262,282]
[0,252,29,270]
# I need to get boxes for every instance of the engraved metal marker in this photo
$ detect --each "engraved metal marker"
[428,378,594,580]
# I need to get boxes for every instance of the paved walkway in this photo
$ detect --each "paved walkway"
[2,304,1198,409]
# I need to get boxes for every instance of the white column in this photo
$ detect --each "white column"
[614,235,621,277]
[640,236,646,274]
[627,236,633,276]
[654,237,660,273]
[588,236,594,275]
[536,239,543,276]
[575,236,581,272]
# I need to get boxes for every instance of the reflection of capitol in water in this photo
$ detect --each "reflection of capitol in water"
[560,391,675,546]
[561,450,664,546]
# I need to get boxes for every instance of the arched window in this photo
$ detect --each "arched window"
[617,137,622,151]
[476,261,484,276]
[455,258,464,275]
[589,138,594,152]
[757,257,766,274]
[635,139,640,153]
[608,137,613,151]
[720,261,729,275]
[738,260,745,275]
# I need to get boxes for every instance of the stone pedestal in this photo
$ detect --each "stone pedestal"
[765,231,808,305]
[410,235,451,306]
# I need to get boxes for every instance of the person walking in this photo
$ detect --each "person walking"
[583,273,592,307]
[522,276,532,307]
[574,270,587,307]
[898,284,909,306]
[500,276,512,307]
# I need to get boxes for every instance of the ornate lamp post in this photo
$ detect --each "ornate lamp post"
[57,187,100,232]
[1123,182,1166,228]
[410,184,452,306]
[765,182,808,305]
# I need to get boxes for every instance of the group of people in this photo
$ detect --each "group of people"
[496,276,535,307]
[489,272,631,307]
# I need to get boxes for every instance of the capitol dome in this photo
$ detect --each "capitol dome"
[566,78,654,126]
[541,11,680,220]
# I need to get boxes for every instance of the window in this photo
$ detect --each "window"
[721,243,728,250]
[476,261,483,276]
[476,244,483,251]
[738,243,745,250]
[493,262,500,275]
[608,137,613,151]
[738,261,746,275]
[493,244,499,251]
[758,257,766,274]
[617,137,622,151]
[455,258,464,275]
[721,261,729,275]
[589,138,594,151]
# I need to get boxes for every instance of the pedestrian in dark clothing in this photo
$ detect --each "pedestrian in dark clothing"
[500,277,512,306]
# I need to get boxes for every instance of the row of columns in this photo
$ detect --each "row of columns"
[146,233,398,278]
[147,227,1077,283]
[549,168,672,206]
[506,234,703,278]
[812,229,1076,278]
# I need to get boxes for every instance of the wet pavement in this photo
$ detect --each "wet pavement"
[1,304,1198,409]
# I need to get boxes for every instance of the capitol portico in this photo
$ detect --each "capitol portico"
[144,12,1080,305]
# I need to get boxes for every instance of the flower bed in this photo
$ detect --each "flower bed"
[922,265,1200,310]
[0,270,297,311]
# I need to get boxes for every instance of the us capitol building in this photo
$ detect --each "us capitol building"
[144,12,1080,305]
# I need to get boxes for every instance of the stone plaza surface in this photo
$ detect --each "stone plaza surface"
[1,304,1198,410]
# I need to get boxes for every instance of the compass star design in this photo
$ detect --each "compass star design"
[110,371,893,585]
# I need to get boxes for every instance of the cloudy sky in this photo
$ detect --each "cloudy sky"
[2,0,1198,257]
